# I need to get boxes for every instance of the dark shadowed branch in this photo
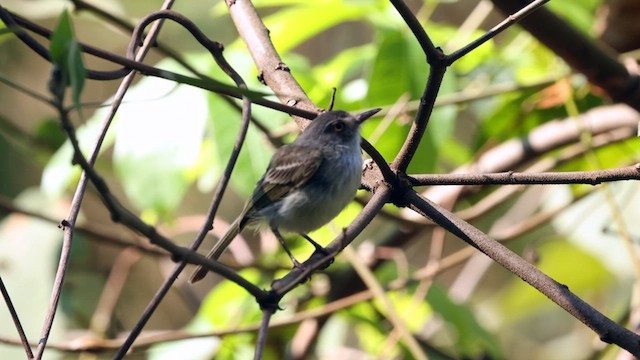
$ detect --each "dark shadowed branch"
[491,0,640,110]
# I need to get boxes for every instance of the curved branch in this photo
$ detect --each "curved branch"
[114,9,260,358]
[0,7,315,118]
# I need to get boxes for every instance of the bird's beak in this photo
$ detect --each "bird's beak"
[355,108,382,124]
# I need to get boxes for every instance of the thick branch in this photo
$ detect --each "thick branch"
[491,0,640,110]
[406,190,640,356]
[226,0,321,127]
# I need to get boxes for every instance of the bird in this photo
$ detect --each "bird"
[189,108,381,283]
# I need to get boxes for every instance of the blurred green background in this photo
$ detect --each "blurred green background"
[0,0,639,359]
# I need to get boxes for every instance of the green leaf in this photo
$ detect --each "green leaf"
[427,284,503,358]
[367,30,414,104]
[34,118,67,150]
[409,103,458,174]
[356,320,398,357]
[547,0,600,34]
[308,44,376,107]
[49,10,73,63]
[48,9,86,110]
[375,291,432,332]
[67,40,86,112]
[263,1,376,53]
[187,49,281,200]
[199,49,281,197]
[361,118,410,166]
[0,22,14,38]
[450,30,496,74]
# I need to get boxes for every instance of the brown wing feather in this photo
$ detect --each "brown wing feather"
[264,145,322,187]
[238,145,323,226]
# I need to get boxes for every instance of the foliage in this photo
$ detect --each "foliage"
[0,0,638,360]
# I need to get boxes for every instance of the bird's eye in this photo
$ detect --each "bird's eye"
[333,121,345,132]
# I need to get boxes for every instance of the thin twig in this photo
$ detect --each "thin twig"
[89,248,142,336]
[112,9,257,358]
[343,246,428,360]
[447,0,550,64]
[71,0,203,77]
[0,195,167,256]
[0,277,33,359]
[0,73,52,105]
[420,104,640,206]
[34,2,177,358]
[58,105,263,294]
[255,310,273,360]
[0,7,313,118]
[409,165,640,186]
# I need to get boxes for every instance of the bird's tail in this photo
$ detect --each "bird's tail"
[189,217,242,283]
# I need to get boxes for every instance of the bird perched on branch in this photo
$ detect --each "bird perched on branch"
[189,108,381,283]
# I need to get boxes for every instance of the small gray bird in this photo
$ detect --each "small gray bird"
[189,108,380,283]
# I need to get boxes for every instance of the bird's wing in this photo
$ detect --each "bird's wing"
[238,145,323,225]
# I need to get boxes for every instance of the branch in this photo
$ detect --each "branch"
[406,190,640,356]
[0,277,33,359]
[422,103,640,205]
[255,310,272,360]
[31,2,183,357]
[114,8,259,358]
[409,165,640,186]
[0,195,167,256]
[44,11,268,348]
[491,0,640,110]
[226,0,321,127]
[70,0,203,78]
[389,0,548,172]
[270,186,392,298]
[388,0,439,60]
[224,1,395,182]
[454,128,635,222]
[447,0,549,63]
[0,7,315,119]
